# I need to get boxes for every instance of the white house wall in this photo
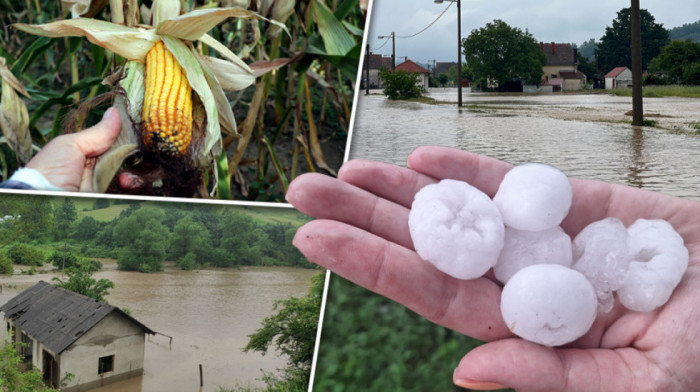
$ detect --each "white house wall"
[60,312,146,391]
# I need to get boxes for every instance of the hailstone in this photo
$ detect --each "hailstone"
[408,179,505,279]
[493,163,572,231]
[572,218,631,313]
[494,226,573,284]
[617,219,689,312]
[501,264,597,347]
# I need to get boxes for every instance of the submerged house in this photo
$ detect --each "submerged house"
[540,42,587,91]
[605,66,633,89]
[0,281,154,391]
[396,60,431,90]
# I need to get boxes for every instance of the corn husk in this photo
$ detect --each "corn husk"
[0,58,32,164]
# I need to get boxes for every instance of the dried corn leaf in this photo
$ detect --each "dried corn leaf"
[14,19,158,61]
[0,58,32,164]
[249,57,295,78]
[92,143,138,192]
[198,55,238,143]
[303,78,336,175]
[155,7,288,41]
[199,34,253,74]
[151,0,181,26]
[200,55,255,91]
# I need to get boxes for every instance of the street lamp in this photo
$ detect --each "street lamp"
[434,0,462,107]
[378,32,395,71]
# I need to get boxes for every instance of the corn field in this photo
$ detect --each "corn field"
[0,0,366,201]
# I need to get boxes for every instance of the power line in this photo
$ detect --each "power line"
[396,2,454,39]
[370,36,392,52]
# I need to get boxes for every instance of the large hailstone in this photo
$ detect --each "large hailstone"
[501,264,598,347]
[494,226,573,284]
[572,218,631,313]
[617,219,689,312]
[493,163,572,231]
[408,179,505,280]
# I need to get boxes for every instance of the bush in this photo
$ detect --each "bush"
[379,69,424,100]
[49,250,79,270]
[0,253,13,275]
[178,252,196,271]
[6,243,43,266]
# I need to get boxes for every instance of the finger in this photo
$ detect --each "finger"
[73,107,122,157]
[337,159,438,208]
[406,146,513,198]
[80,157,96,192]
[287,173,414,249]
[453,339,651,392]
[294,219,509,341]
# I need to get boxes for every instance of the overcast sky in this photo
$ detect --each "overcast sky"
[364,0,700,66]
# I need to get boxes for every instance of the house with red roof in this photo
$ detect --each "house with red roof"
[540,42,587,91]
[396,60,431,90]
[605,67,632,89]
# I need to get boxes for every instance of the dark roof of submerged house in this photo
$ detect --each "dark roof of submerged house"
[0,281,155,354]
[540,42,578,66]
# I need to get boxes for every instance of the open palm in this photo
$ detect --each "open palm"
[286,146,700,392]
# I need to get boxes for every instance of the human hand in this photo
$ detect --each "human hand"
[286,146,700,392]
[26,107,121,192]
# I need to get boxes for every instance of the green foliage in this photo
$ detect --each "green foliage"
[49,249,78,270]
[669,20,700,42]
[177,252,196,271]
[245,272,324,388]
[595,8,669,73]
[0,194,54,244]
[437,72,449,86]
[5,243,43,266]
[55,198,77,228]
[313,276,513,392]
[92,198,111,210]
[0,335,59,392]
[648,40,700,85]
[578,38,598,61]
[378,69,424,100]
[170,216,212,264]
[462,19,546,89]
[0,253,13,275]
[53,260,114,302]
[113,208,168,272]
[73,216,100,241]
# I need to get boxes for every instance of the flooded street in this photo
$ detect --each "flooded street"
[349,90,700,200]
[0,262,320,392]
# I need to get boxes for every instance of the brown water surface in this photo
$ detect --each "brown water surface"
[350,91,700,200]
[0,261,320,392]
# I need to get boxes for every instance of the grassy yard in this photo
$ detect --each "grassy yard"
[608,85,700,98]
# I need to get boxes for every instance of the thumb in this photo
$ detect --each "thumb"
[73,107,122,157]
[453,339,646,392]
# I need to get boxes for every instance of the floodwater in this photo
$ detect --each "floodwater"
[0,262,320,392]
[349,89,700,201]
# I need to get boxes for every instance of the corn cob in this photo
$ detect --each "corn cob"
[142,40,192,156]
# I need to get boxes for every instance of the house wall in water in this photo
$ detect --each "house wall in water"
[60,312,146,391]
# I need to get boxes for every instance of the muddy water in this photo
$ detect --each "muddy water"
[0,262,319,392]
[349,92,700,200]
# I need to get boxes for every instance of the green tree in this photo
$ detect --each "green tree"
[0,194,54,244]
[113,208,169,272]
[378,69,423,100]
[0,252,13,275]
[53,261,114,302]
[49,248,79,270]
[578,38,598,61]
[0,335,59,392]
[55,198,77,228]
[244,272,324,390]
[170,215,212,264]
[91,198,110,210]
[437,72,449,86]
[595,7,669,73]
[648,39,700,84]
[73,216,100,241]
[218,212,263,266]
[462,19,546,89]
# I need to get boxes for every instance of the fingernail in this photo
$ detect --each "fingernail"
[102,107,116,120]
[454,378,507,390]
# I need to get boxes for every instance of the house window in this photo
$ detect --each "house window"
[98,355,114,374]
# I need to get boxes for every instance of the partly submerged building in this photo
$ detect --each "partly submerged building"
[605,66,633,89]
[540,42,587,91]
[0,281,154,391]
[396,60,431,90]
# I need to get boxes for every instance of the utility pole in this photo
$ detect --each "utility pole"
[378,32,396,71]
[365,44,370,95]
[631,0,643,126]
[434,0,462,107]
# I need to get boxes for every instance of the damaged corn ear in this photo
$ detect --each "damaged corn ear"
[143,40,192,156]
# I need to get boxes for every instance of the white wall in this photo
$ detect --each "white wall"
[60,312,146,390]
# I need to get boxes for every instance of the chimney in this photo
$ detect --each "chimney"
[551,42,555,54]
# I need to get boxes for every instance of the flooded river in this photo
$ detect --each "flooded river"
[349,90,700,200]
[0,262,320,392]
